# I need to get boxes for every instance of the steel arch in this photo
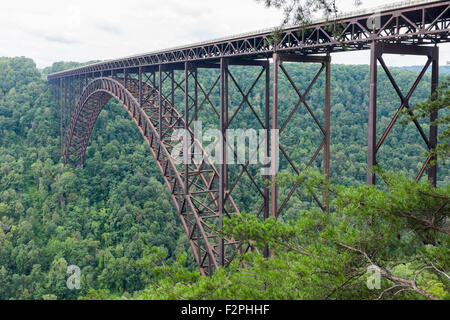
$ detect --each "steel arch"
[64,77,244,275]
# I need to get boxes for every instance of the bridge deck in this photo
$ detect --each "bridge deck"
[47,0,450,80]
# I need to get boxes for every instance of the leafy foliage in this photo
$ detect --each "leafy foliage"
[0,56,447,300]
[118,174,449,300]
[256,0,344,25]
[0,57,190,299]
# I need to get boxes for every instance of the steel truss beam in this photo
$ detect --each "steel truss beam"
[48,1,449,80]
[367,42,438,185]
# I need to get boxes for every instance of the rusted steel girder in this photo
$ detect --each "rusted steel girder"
[366,42,439,186]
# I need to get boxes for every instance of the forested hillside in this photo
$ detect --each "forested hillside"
[0,57,447,300]
[395,65,450,74]
[0,58,190,299]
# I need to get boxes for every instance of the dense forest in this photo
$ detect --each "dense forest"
[0,56,448,300]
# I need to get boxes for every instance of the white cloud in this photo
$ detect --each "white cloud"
[0,0,448,68]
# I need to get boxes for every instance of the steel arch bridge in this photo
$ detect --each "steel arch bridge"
[48,0,450,275]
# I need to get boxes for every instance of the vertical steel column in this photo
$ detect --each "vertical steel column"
[124,68,128,89]
[68,77,71,125]
[60,78,63,156]
[184,62,190,192]
[263,60,270,258]
[367,42,378,185]
[171,69,175,107]
[64,77,68,156]
[271,53,279,218]
[429,46,439,187]
[194,67,198,122]
[323,55,331,213]
[51,82,55,114]
[138,67,142,107]
[70,77,73,129]
[79,75,82,101]
[158,65,163,139]
[219,58,229,266]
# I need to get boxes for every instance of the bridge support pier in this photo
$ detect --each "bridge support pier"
[367,42,439,186]
[271,53,331,219]
[219,58,228,266]
[216,58,273,258]
[60,78,64,156]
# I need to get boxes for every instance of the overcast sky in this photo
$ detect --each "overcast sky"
[0,0,448,68]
